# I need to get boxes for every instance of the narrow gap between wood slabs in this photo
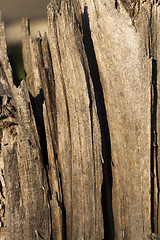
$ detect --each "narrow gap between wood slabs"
[57,171,67,240]
[82,6,115,240]
[151,59,159,233]
[29,90,54,239]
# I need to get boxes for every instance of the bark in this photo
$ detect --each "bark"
[0,0,160,240]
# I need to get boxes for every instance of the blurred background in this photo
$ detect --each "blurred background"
[0,0,50,82]
[0,0,50,43]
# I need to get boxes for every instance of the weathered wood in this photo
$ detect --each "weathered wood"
[151,2,160,234]
[1,0,160,239]
[22,20,64,239]
[21,2,105,238]
[47,1,104,239]
[0,13,51,240]
[76,0,160,239]
[71,0,155,239]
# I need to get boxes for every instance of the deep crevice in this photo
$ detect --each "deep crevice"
[38,37,67,239]
[29,89,49,168]
[82,6,115,240]
[29,89,53,239]
[115,0,118,9]
[151,59,159,233]
[59,75,72,240]
[58,171,67,240]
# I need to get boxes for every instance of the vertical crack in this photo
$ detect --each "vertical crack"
[115,0,118,9]
[38,36,67,239]
[151,58,159,233]
[29,90,54,239]
[57,171,67,240]
[82,6,115,240]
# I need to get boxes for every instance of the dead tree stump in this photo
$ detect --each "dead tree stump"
[0,0,160,239]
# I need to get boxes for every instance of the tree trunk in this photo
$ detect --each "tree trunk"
[0,0,160,240]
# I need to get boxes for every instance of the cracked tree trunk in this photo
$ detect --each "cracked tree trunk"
[0,0,160,240]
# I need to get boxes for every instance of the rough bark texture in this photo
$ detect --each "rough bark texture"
[0,0,160,240]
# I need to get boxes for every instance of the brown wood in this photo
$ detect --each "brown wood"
[0,13,51,240]
[76,1,152,239]
[0,0,160,239]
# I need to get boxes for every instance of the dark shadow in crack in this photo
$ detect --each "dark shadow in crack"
[151,59,159,233]
[82,6,115,240]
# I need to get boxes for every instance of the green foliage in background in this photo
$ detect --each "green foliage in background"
[8,44,25,85]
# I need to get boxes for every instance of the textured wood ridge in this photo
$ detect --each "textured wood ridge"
[0,0,160,239]
[0,12,51,240]
[75,1,160,239]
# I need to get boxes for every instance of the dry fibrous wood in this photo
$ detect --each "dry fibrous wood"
[75,1,152,239]
[47,2,105,239]
[21,1,105,239]
[72,1,160,239]
[0,13,51,240]
[0,0,160,240]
